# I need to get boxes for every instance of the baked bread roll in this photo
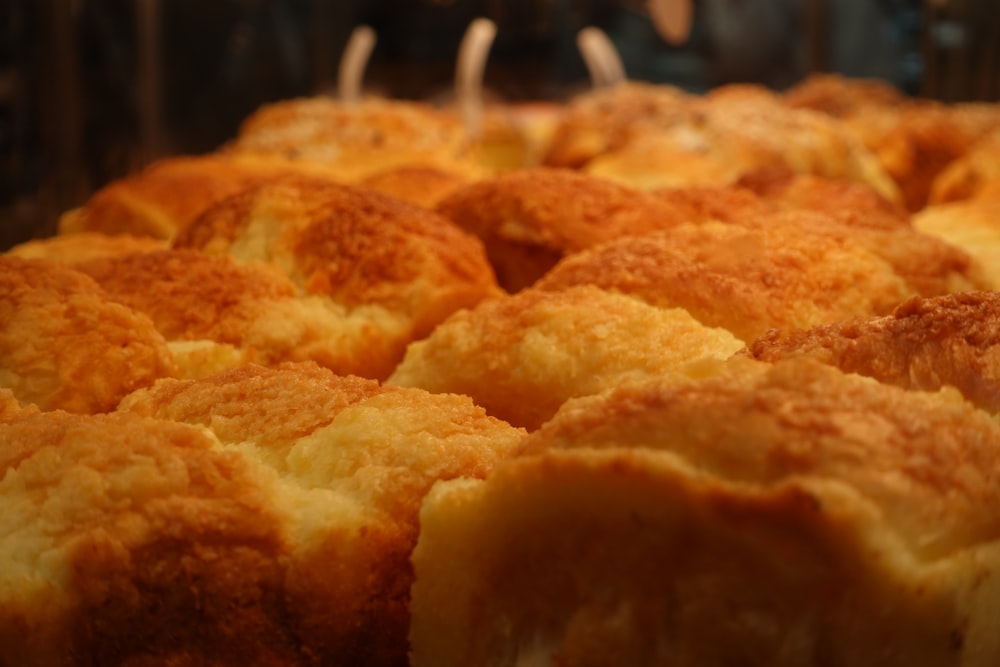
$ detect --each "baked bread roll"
[746,291,1000,415]
[782,72,908,119]
[433,167,690,292]
[535,218,914,342]
[75,247,406,380]
[0,362,524,666]
[173,175,502,364]
[409,357,1000,666]
[786,76,1000,212]
[560,83,900,203]
[57,153,349,241]
[388,285,743,430]
[733,168,989,297]
[0,256,177,413]
[228,96,486,179]
[541,81,695,169]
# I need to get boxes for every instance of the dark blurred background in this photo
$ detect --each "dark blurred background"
[1,0,996,249]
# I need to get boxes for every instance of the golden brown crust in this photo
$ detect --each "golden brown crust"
[535,218,913,342]
[732,168,989,296]
[0,387,36,421]
[523,358,1000,556]
[542,81,696,168]
[71,248,407,379]
[5,232,167,264]
[410,358,1000,666]
[0,256,178,413]
[0,410,297,666]
[745,291,1000,415]
[549,82,900,202]
[118,362,388,463]
[582,134,739,189]
[78,248,296,343]
[914,193,1000,289]
[433,167,691,292]
[57,153,351,242]
[229,96,483,179]
[836,102,1000,211]
[930,127,1000,204]
[782,77,1000,212]
[735,166,910,230]
[700,84,902,203]
[175,175,501,341]
[357,164,471,209]
[113,362,524,665]
[388,285,743,430]
[783,72,908,118]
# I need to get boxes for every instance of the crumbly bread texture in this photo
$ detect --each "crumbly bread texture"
[76,247,406,380]
[0,362,524,666]
[535,218,914,342]
[174,175,502,353]
[0,387,36,421]
[0,256,178,413]
[746,291,1000,415]
[914,192,1000,289]
[388,285,744,430]
[409,358,1000,666]
[433,167,691,292]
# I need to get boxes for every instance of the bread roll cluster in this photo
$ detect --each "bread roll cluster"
[5,74,1000,665]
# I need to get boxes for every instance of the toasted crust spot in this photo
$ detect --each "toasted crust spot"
[746,291,1000,415]
[78,248,296,342]
[176,175,501,340]
[75,248,411,379]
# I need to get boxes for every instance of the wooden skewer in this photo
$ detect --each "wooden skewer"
[455,17,498,138]
[577,26,627,88]
[338,25,377,105]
